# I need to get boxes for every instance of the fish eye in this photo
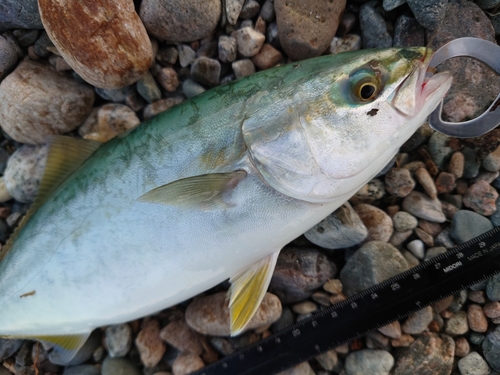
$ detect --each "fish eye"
[350,70,381,103]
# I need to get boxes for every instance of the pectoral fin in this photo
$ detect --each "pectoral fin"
[32,332,90,364]
[138,170,246,210]
[228,251,280,336]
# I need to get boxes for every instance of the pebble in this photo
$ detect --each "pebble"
[140,0,220,42]
[0,60,94,144]
[186,291,281,335]
[414,227,434,247]
[401,250,419,269]
[143,97,184,120]
[102,357,141,375]
[291,301,317,315]
[391,334,414,348]
[329,34,361,54]
[63,365,100,375]
[483,329,500,372]
[472,170,499,184]
[274,0,345,61]
[385,168,416,197]
[354,203,394,243]
[406,0,447,30]
[468,290,486,304]
[483,301,500,318]
[225,0,245,24]
[276,361,315,375]
[401,306,433,334]
[366,332,390,350]
[79,104,140,142]
[402,191,446,223]
[39,0,153,89]
[177,44,196,68]
[231,27,265,57]
[157,46,178,65]
[172,352,204,375]
[4,144,48,203]
[444,311,469,336]
[449,210,493,244]
[383,0,407,11]
[315,349,340,372]
[340,241,409,297]
[218,36,237,63]
[350,179,386,205]
[153,66,179,93]
[135,319,166,368]
[418,219,442,237]
[449,290,468,313]
[0,35,17,79]
[463,180,498,216]
[95,86,130,102]
[159,320,203,355]
[266,22,281,49]
[470,332,485,346]
[259,0,275,22]
[392,211,418,232]
[440,200,459,220]
[455,337,471,357]
[435,172,456,194]
[270,248,335,303]
[462,148,480,179]
[477,0,500,8]
[252,43,282,70]
[0,0,43,30]
[304,203,367,249]
[407,240,425,260]
[136,72,162,104]
[323,279,342,295]
[105,324,132,358]
[359,3,392,48]
[393,15,425,48]
[457,352,490,375]
[378,321,402,339]
[311,291,331,307]
[467,304,488,333]
[182,79,206,98]
[414,167,438,199]
[434,228,456,249]
[447,151,465,178]
[486,273,500,301]
[190,56,221,87]
[232,59,256,79]
[483,145,500,172]
[345,349,394,375]
[393,333,454,375]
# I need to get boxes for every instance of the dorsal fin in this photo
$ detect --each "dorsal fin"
[0,136,101,260]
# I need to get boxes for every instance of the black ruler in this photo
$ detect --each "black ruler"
[191,226,500,375]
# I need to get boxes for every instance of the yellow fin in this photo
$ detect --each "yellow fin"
[138,170,247,210]
[228,251,280,336]
[0,136,101,260]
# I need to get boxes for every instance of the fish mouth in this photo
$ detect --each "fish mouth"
[392,48,453,117]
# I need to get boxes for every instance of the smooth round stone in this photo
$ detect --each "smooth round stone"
[292,301,317,315]
[393,333,454,375]
[159,320,203,355]
[95,86,130,102]
[105,324,132,358]
[385,168,416,198]
[354,203,394,243]
[0,35,17,79]
[186,291,281,336]
[486,273,500,302]
[0,60,94,144]
[0,0,42,30]
[393,211,418,232]
[462,148,480,179]
[340,241,409,297]
[39,0,153,89]
[240,0,260,19]
[463,180,498,216]
[427,132,453,170]
[402,191,446,223]
[153,65,179,93]
[172,352,205,375]
[259,0,275,22]
[402,306,433,335]
[483,301,500,318]
[270,248,335,303]
[449,210,493,244]
[467,304,488,333]
[252,43,282,70]
[218,35,237,63]
[316,349,340,372]
[102,357,141,375]
[359,3,392,49]
[135,319,166,368]
[406,0,447,30]
[275,0,345,61]
[378,321,402,339]
[482,145,500,172]
[63,365,100,375]
[140,0,220,43]
[470,335,485,345]
[457,352,490,375]
[448,151,465,178]
[407,240,425,260]
[414,167,437,200]
[232,59,256,79]
[393,15,425,48]
[190,56,220,87]
[182,79,206,98]
[455,337,471,357]
[304,203,367,249]
[444,311,468,336]
[345,349,394,375]
[4,144,48,203]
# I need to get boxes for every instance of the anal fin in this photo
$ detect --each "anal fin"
[228,251,280,336]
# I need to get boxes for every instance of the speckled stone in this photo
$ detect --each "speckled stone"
[359,3,392,48]
[486,273,500,302]
[329,34,361,54]
[159,320,203,355]
[458,352,490,375]
[393,15,425,48]
[455,336,471,357]
[444,311,468,336]
[463,180,498,216]
[231,27,265,57]
[0,0,43,30]
[135,319,166,368]
[467,304,488,333]
[483,301,500,318]
[406,0,447,30]
[385,168,416,197]
[345,349,394,375]
[172,352,205,375]
[393,211,418,232]
[105,324,132,358]
[483,329,500,372]
[354,203,394,243]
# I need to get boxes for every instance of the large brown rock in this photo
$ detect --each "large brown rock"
[275,0,346,61]
[0,60,94,144]
[38,0,153,89]
[140,0,221,43]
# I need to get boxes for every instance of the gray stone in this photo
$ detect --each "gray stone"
[393,15,425,48]
[427,132,453,170]
[178,44,197,68]
[434,228,455,249]
[359,3,392,49]
[383,0,407,11]
[240,0,260,19]
[156,46,178,65]
[402,307,433,334]
[340,241,409,297]
[462,148,480,179]
[276,361,315,375]
[469,332,485,346]
[449,290,468,313]
[407,0,447,30]
[449,210,493,244]
[219,35,237,63]
[101,357,141,375]
[487,273,500,302]
[0,34,17,79]
[267,22,281,50]
[95,87,131,103]
[423,246,447,261]
[260,0,275,22]
[457,352,489,375]
[182,79,206,98]
[232,59,255,79]
[304,203,367,249]
[12,29,39,47]
[270,248,336,303]
[402,191,446,223]
[272,306,294,333]
[191,56,220,87]
[482,335,500,372]
[226,0,245,24]
[136,71,162,104]
[63,365,101,375]
[316,349,340,372]
[345,349,394,375]
[33,31,53,58]
[0,0,43,31]
[393,211,418,232]
[105,324,132,358]
[476,0,500,9]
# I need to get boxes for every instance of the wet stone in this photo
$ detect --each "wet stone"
[354,203,394,243]
[463,180,498,216]
[393,211,418,232]
[102,357,141,375]
[449,210,493,244]
[393,15,425,48]
[340,241,408,297]
[270,248,335,303]
[393,333,454,375]
[304,203,367,249]
[105,324,132,358]
[402,191,446,223]
[135,319,166,368]
[402,306,433,335]
[467,304,488,333]
[415,167,437,199]
[190,56,220,87]
[385,168,416,197]
[232,59,255,79]
[458,352,490,375]
[359,3,392,48]
[345,349,394,375]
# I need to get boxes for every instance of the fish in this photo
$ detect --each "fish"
[0,47,452,363]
